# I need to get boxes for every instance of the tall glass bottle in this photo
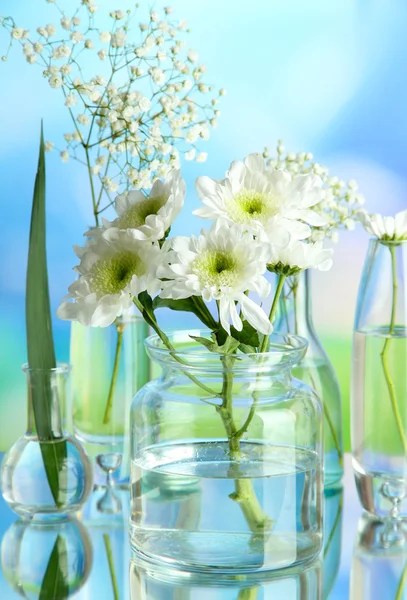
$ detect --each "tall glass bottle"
[352,239,407,519]
[276,270,343,486]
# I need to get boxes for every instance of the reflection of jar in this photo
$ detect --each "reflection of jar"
[130,555,322,600]
[1,364,92,518]
[1,517,92,598]
[130,331,323,573]
[351,515,407,600]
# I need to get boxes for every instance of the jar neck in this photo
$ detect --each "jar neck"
[276,270,315,337]
[25,370,66,438]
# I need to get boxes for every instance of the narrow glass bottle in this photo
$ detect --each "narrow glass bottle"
[276,270,343,486]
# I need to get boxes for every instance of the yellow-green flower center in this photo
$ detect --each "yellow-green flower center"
[117,195,166,228]
[193,250,240,288]
[91,251,144,295]
[225,190,281,225]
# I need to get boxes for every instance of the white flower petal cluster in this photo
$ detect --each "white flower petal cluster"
[195,153,326,236]
[57,230,161,326]
[158,221,273,335]
[104,169,186,241]
[358,209,407,241]
[264,140,366,242]
[265,238,333,275]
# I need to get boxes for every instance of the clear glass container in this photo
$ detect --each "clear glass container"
[352,240,407,519]
[1,364,93,518]
[70,313,149,507]
[130,555,322,599]
[1,516,92,598]
[351,514,407,600]
[130,331,323,574]
[276,270,343,486]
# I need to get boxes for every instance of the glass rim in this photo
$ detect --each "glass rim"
[22,361,71,374]
[145,329,308,371]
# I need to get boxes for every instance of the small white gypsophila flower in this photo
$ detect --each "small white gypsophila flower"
[100,31,111,43]
[195,153,326,237]
[158,221,273,335]
[70,31,84,44]
[60,150,70,162]
[61,17,72,31]
[266,140,366,241]
[101,169,186,242]
[196,152,207,163]
[267,238,333,276]
[111,29,127,48]
[45,141,54,152]
[49,75,63,88]
[65,93,77,107]
[57,230,162,327]
[358,209,407,241]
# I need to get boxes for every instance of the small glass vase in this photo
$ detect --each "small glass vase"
[130,331,323,574]
[1,364,93,519]
[276,270,343,486]
[352,239,407,519]
[1,516,93,598]
[70,313,149,509]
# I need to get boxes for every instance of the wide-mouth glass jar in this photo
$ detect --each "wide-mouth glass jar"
[130,330,323,574]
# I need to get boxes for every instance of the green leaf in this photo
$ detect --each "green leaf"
[39,535,69,600]
[26,123,67,507]
[138,291,157,329]
[189,335,218,352]
[153,296,217,329]
[190,334,241,355]
[230,323,260,347]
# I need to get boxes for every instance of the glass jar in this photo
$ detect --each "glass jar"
[352,240,407,519]
[130,331,323,574]
[70,314,149,502]
[1,364,93,518]
[276,270,343,486]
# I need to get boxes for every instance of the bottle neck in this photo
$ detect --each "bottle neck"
[25,370,66,438]
[276,270,315,337]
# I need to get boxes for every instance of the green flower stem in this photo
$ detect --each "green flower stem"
[396,560,407,600]
[380,245,407,454]
[238,586,259,600]
[103,322,125,425]
[309,371,343,468]
[84,144,99,227]
[323,494,343,560]
[218,355,271,534]
[103,534,119,600]
[133,297,219,397]
[260,274,287,353]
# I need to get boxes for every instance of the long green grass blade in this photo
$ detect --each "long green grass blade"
[26,124,67,507]
[38,535,69,600]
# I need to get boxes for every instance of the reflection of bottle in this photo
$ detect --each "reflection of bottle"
[1,517,92,598]
[351,514,407,600]
[276,270,343,486]
[129,554,322,599]
[323,486,343,599]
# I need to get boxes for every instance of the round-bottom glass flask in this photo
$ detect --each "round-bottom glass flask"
[1,365,93,519]
[130,331,323,574]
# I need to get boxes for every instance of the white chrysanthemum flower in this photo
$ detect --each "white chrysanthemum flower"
[194,153,326,236]
[57,231,161,327]
[158,222,273,335]
[267,238,333,275]
[103,169,186,242]
[358,209,407,241]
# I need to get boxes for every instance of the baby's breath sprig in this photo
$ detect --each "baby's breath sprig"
[1,1,223,227]
[263,141,366,242]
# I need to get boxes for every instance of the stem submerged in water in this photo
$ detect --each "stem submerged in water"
[380,245,407,454]
[103,322,125,425]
